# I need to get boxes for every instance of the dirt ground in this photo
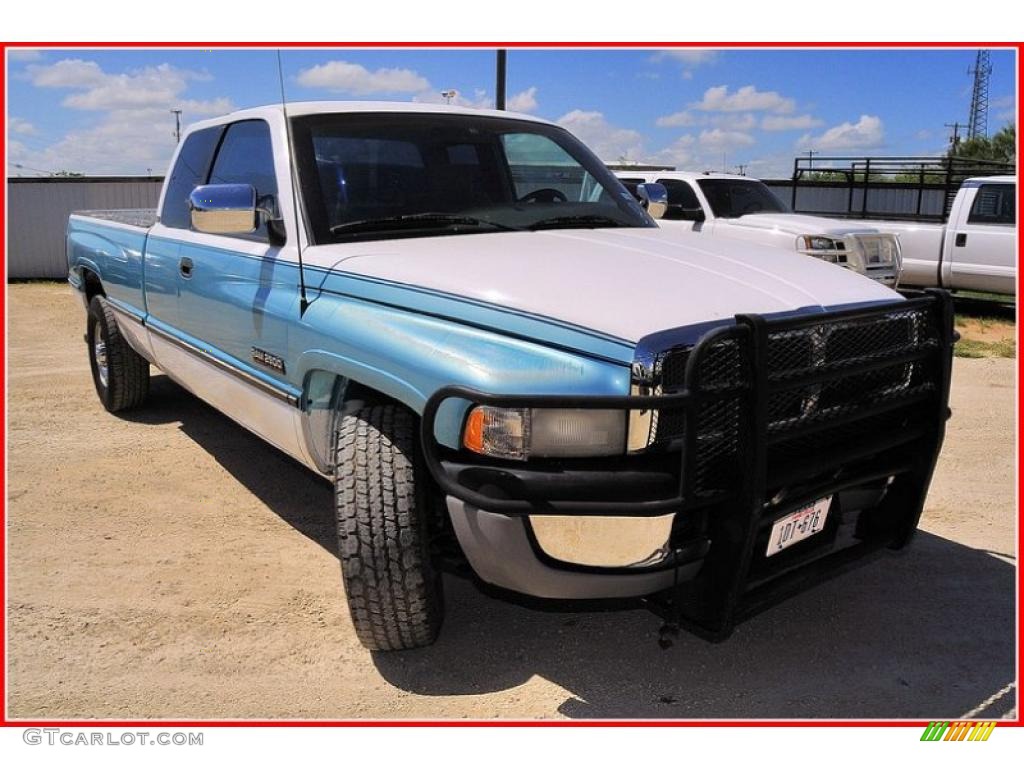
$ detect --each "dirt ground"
[5,282,1017,720]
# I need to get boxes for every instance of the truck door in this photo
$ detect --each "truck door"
[145,118,305,458]
[947,181,1016,295]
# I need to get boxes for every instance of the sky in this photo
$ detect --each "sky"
[5,47,1017,179]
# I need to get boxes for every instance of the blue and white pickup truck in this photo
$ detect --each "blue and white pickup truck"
[67,102,955,651]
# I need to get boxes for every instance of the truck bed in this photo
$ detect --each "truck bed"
[73,209,158,229]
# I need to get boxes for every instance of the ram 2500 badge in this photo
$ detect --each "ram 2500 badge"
[68,102,954,650]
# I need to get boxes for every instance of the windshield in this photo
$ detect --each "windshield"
[695,179,789,218]
[291,113,652,244]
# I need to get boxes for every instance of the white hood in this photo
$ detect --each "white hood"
[718,213,890,237]
[305,227,899,343]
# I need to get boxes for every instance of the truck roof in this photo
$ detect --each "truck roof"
[614,169,763,183]
[962,175,1017,184]
[185,100,551,132]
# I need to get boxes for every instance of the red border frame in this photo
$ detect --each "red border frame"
[1,40,1021,729]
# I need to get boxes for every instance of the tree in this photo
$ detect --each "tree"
[952,124,1016,164]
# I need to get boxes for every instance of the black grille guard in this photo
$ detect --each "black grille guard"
[420,289,955,640]
[421,289,954,520]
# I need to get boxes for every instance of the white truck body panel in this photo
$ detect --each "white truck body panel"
[615,170,903,286]
[309,226,897,343]
[872,176,1016,295]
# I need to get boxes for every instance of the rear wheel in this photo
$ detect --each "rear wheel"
[87,296,150,412]
[334,404,443,651]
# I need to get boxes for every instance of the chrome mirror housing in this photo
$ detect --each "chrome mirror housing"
[635,182,669,220]
[189,184,258,234]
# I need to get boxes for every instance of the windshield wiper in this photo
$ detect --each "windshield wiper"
[330,212,520,236]
[527,214,626,231]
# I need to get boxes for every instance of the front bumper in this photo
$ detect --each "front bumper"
[421,290,955,640]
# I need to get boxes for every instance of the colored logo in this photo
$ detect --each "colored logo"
[920,721,997,741]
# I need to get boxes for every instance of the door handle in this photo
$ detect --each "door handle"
[179,257,194,278]
[955,233,967,247]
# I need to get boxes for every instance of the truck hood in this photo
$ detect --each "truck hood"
[718,213,891,238]
[306,227,899,343]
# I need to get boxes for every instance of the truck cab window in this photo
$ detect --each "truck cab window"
[656,179,702,219]
[207,120,279,241]
[159,126,223,229]
[968,183,1016,225]
[696,179,788,218]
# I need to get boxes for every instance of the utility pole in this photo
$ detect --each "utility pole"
[945,121,965,153]
[734,163,747,176]
[805,149,817,171]
[495,49,507,110]
[171,109,183,144]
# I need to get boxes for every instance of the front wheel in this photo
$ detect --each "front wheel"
[334,404,443,651]
[87,296,150,413]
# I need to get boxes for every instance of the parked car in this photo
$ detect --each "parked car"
[615,171,903,287]
[67,102,955,651]
[879,177,1016,296]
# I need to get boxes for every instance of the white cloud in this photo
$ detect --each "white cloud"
[656,111,696,128]
[699,128,756,152]
[8,117,36,135]
[798,114,885,151]
[28,59,212,111]
[8,49,43,62]
[296,60,429,95]
[761,114,823,131]
[991,94,1016,124]
[693,84,795,114]
[506,86,538,113]
[647,135,697,168]
[15,57,233,175]
[556,109,644,162]
[28,58,106,88]
[651,50,718,79]
[914,128,933,141]
[654,50,718,66]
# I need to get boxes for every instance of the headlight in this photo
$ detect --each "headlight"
[796,235,847,264]
[462,406,627,460]
[845,234,900,268]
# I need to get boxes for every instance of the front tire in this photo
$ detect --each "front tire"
[334,404,443,651]
[87,296,150,412]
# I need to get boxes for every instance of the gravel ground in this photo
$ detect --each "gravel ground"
[5,282,1017,720]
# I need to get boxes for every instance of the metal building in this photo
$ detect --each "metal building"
[6,176,163,279]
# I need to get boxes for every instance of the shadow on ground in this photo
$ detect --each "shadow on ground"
[130,374,1017,720]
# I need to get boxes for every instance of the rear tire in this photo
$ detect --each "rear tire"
[334,404,443,651]
[87,296,150,412]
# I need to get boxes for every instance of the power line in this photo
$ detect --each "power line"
[7,160,58,176]
[944,121,966,152]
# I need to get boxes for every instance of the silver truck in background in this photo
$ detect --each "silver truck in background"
[885,177,1016,296]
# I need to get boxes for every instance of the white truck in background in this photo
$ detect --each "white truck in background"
[879,176,1016,296]
[615,170,902,287]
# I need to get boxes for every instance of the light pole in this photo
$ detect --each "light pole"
[441,90,457,105]
[171,109,183,144]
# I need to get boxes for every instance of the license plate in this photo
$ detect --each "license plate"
[766,496,832,557]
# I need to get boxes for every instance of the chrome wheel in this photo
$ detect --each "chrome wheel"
[93,320,109,388]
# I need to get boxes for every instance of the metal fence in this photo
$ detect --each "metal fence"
[6,176,163,279]
[761,180,951,220]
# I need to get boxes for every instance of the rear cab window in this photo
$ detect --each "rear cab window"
[967,183,1016,225]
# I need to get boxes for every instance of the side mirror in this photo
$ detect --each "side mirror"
[635,182,669,220]
[189,183,258,234]
[669,205,706,223]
